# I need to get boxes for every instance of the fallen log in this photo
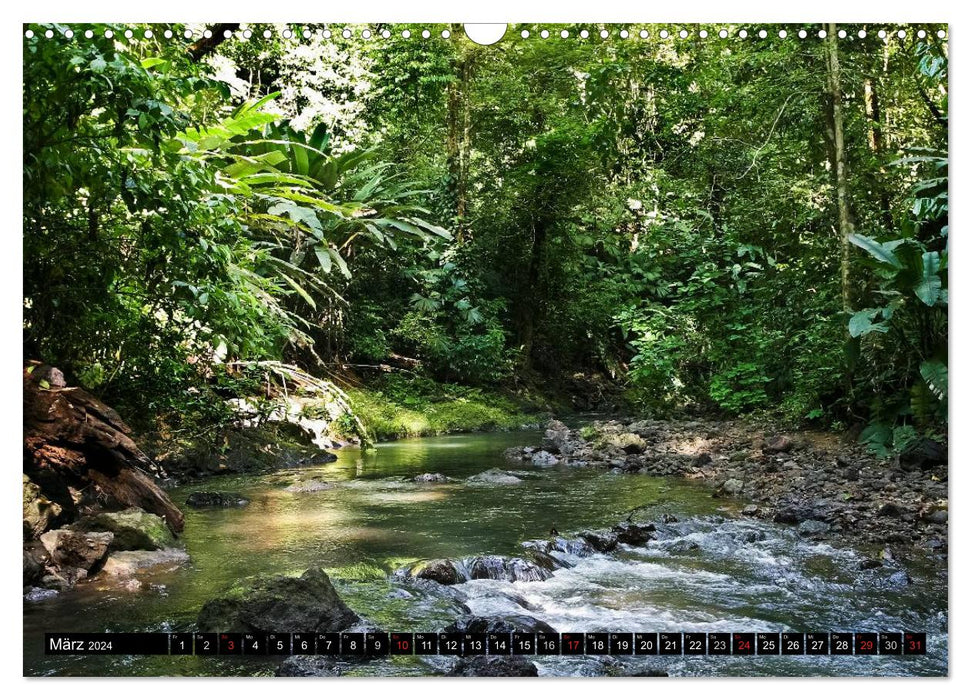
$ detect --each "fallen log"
[23,363,184,534]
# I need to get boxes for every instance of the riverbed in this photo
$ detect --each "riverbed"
[23,430,948,677]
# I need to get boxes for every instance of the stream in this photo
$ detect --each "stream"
[23,429,948,677]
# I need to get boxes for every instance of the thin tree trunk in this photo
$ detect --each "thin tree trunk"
[864,76,895,232]
[826,23,854,315]
[446,25,471,241]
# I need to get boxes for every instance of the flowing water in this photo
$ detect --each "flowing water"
[23,430,947,677]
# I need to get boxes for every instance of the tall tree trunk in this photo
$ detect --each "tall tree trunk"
[864,75,895,232]
[446,26,471,241]
[826,23,854,315]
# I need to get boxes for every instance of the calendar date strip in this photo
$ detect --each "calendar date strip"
[46,631,927,656]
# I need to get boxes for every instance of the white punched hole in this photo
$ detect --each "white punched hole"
[381,29,391,39]
[105,29,114,38]
[680,29,689,38]
[342,29,352,38]
[85,29,94,39]
[699,29,708,38]
[878,30,887,38]
[521,29,529,38]
[818,29,827,38]
[264,29,273,39]
[124,29,133,39]
[464,24,506,45]
[401,29,410,38]
[660,29,669,39]
[304,29,313,39]
[639,29,648,39]
[858,30,867,38]
[283,29,293,39]
[65,29,75,39]
[581,29,590,39]
[739,29,748,38]
[838,29,847,38]
[203,29,212,39]
[421,29,431,39]
[45,29,55,38]
[242,29,252,39]
[917,30,926,39]
[779,30,787,38]
[441,29,450,39]
[897,29,907,39]
[362,29,372,39]
[183,29,192,39]
[600,29,609,39]
[719,29,728,38]
[560,29,569,39]
[540,29,549,39]
[24,29,34,38]
[798,29,807,39]
[938,30,946,38]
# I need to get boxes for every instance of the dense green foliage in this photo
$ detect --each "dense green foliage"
[23,24,947,450]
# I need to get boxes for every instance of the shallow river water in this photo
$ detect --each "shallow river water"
[23,430,947,676]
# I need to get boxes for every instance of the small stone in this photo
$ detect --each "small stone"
[797,519,830,537]
[741,504,759,516]
[763,435,794,454]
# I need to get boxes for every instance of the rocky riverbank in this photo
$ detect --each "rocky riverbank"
[504,418,948,556]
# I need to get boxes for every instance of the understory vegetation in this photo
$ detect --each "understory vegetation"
[23,23,947,453]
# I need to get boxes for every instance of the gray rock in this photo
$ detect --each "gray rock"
[531,450,560,466]
[611,521,656,546]
[444,614,557,635]
[39,529,113,573]
[797,519,831,537]
[404,559,462,585]
[412,473,453,483]
[764,435,794,454]
[579,529,619,552]
[447,655,538,677]
[70,508,177,551]
[100,548,190,578]
[716,478,744,498]
[741,504,760,516]
[467,469,523,485]
[197,567,360,633]
[24,586,59,602]
[922,509,948,524]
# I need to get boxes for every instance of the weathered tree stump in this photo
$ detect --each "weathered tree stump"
[23,363,184,534]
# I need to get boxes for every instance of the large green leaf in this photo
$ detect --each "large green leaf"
[848,309,889,338]
[920,359,948,401]
[914,251,942,306]
[848,234,903,269]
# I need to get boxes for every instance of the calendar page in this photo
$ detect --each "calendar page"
[22,17,948,680]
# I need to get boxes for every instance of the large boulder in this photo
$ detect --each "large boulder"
[70,508,177,551]
[404,559,462,585]
[447,655,539,677]
[197,568,360,633]
[465,555,552,583]
[39,529,113,573]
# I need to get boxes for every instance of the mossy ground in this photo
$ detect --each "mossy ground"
[344,375,548,442]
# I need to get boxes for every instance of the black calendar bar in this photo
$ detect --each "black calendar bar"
[44,631,929,656]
